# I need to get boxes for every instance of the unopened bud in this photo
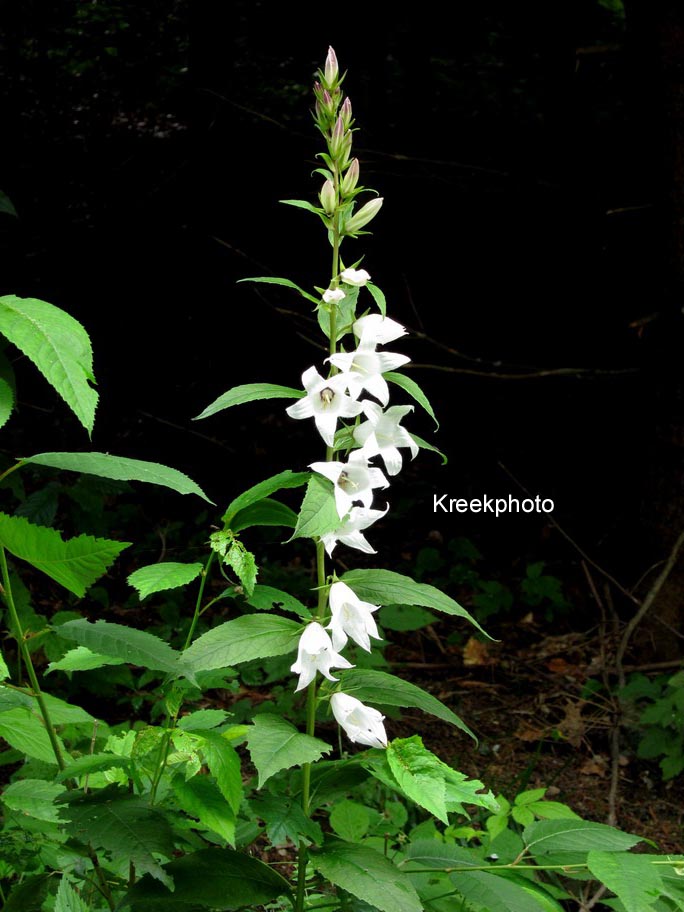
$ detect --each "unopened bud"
[324,46,339,88]
[340,158,360,197]
[344,197,383,234]
[319,179,336,216]
[330,115,346,159]
[340,97,353,129]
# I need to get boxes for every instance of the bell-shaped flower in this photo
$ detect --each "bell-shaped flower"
[310,450,388,519]
[340,268,371,287]
[330,692,388,749]
[290,622,353,692]
[353,313,407,346]
[328,343,410,406]
[321,504,389,556]
[327,581,381,652]
[286,366,364,447]
[354,402,419,476]
[322,287,345,305]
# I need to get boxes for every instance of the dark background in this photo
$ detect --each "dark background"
[1,0,682,641]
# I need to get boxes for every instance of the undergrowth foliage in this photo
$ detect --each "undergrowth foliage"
[0,46,683,912]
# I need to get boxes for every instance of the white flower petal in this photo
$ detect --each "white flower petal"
[354,314,406,346]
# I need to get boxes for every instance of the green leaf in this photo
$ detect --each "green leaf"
[54,877,90,912]
[525,819,642,856]
[238,274,320,304]
[195,383,304,421]
[246,584,311,619]
[279,198,325,217]
[410,432,447,464]
[230,497,297,532]
[46,645,127,674]
[173,774,236,844]
[125,846,292,910]
[0,688,94,725]
[290,474,340,541]
[366,282,386,316]
[385,371,439,428]
[246,713,331,787]
[182,615,302,675]
[318,285,360,340]
[66,790,175,887]
[57,619,180,673]
[2,875,50,912]
[223,469,310,526]
[56,752,134,782]
[387,737,449,824]
[2,779,67,822]
[0,295,97,433]
[0,376,14,430]
[335,668,474,738]
[453,870,556,912]
[0,512,129,597]
[0,648,8,681]
[199,731,243,815]
[379,603,436,631]
[128,561,204,600]
[329,799,370,842]
[402,839,484,870]
[311,840,423,912]
[342,568,489,637]
[250,794,323,846]
[0,189,18,218]
[225,539,258,596]
[0,707,63,763]
[587,851,663,912]
[23,451,212,502]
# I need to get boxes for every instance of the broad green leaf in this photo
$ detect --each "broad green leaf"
[173,774,236,844]
[387,737,449,823]
[238,274,320,304]
[54,877,90,912]
[402,839,484,870]
[329,800,370,842]
[250,794,323,846]
[0,707,63,763]
[125,846,292,909]
[0,648,8,681]
[0,512,129,597]
[290,474,340,541]
[336,668,474,738]
[23,452,211,502]
[128,561,204,600]
[199,731,243,815]
[66,789,175,887]
[177,709,230,732]
[230,497,297,532]
[379,603,436,631]
[385,371,439,428]
[366,282,386,316]
[524,800,580,820]
[587,851,663,912]
[0,189,18,217]
[246,713,331,787]
[525,819,642,856]
[410,432,447,464]
[0,687,93,725]
[0,295,97,433]
[194,383,304,421]
[223,469,310,525]
[342,568,489,637]
[311,840,423,912]
[2,779,67,822]
[56,752,133,782]
[182,615,301,676]
[57,619,180,673]
[225,539,257,596]
[246,584,311,619]
[453,870,556,912]
[47,645,127,674]
[0,376,14,430]
[2,874,50,912]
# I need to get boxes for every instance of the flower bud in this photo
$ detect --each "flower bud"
[323,288,346,304]
[324,46,339,88]
[344,197,383,234]
[319,179,336,216]
[340,96,353,129]
[340,158,360,198]
[329,115,346,159]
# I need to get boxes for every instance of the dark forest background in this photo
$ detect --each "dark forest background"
[1,0,683,654]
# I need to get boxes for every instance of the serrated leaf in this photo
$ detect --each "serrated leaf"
[182,615,301,676]
[54,877,90,912]
[2,874,50,912]
[194,383,304,421]
[342,568,489,637]
[0,296,97,433]
[0,648,8,681]
[453,870,555,912]
[0,376,14,430]
[329,800,370,842]
[402,839,484,870]
[125,846,292,910]
[223,469,310,526]
[250,794,323,846]
[199,731,242,815]
[46,645,127,675]
[237,275,320,304]
[57,619,180,673]
[177,709,230,732]
[311,840,423,912]
[0,707,63,763]
[128,561,204,601]
[225,540,257,596]
[56,752,134,782]
[335,668,474,738]
[230,497,297,532]
[246,584,311,619]
[525,819,642,856]
[2,779,67,822]
[366,282,386,316]
[246,713,331,787]
[385,371,439,428]
[0,512,129,597]
[387,737,449,823]
[173,774,236,844]
[587,851,663,912]
[23,451,211,502]
[290,474,340,541]
[14,482,60,526]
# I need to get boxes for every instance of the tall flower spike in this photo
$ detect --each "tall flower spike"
[310,450,389,519]
[290,622,353,693]
[328,343,410,406]
[286,366,364,447]
[330,692,388,749]
[327,581,381,652]
[321,504,389,557]
[354,402,419,476]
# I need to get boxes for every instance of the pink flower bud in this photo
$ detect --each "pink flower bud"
[344,197,383,234]
[319,179,336,215]
[340,97,353,129]
[340,158,360,197]
[329,115,346,159]
[324,46,339,88]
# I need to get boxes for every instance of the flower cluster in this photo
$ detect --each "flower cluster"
[286,48,419,753]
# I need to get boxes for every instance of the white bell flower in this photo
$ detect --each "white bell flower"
[340,268,371,287]
[290,622,353,692]
[321,504,389,556]
[330,692,388,749]
[328,344,410,406]
[310,450,388,519]
[286,366,364,447]
[354,402,419,476]
[353,313,407,346]
[327,581,381,652]
[322,287,346,304]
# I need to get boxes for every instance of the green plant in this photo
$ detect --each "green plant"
[621,670,684,780]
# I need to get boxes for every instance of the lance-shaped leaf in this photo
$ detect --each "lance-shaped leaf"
[246,714,331,787]
[172,774,236,845]
[290,474,340,541]
[0,707,65,764]
[181,614,301,676]
[0,512,129,597]
[230,497,297,532]
[246,584,311,619]
[56,619,180,673]
[385,371,439,428]
[587,851,663,912]
[2,779,67,822]
[56,753,134,783]
[524,819,641,859]
[367,282,387,316]
[46,645,127,675]
[54,877,90,912]
[195,383,304,421]
[409,432,447,464]
[223,469,310,526]
[450,870,559,912]
[199,731,243,815]
[22,452,211,502]
[128,562,204,601]
[238,274,320,304]
[0,295,97,434]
